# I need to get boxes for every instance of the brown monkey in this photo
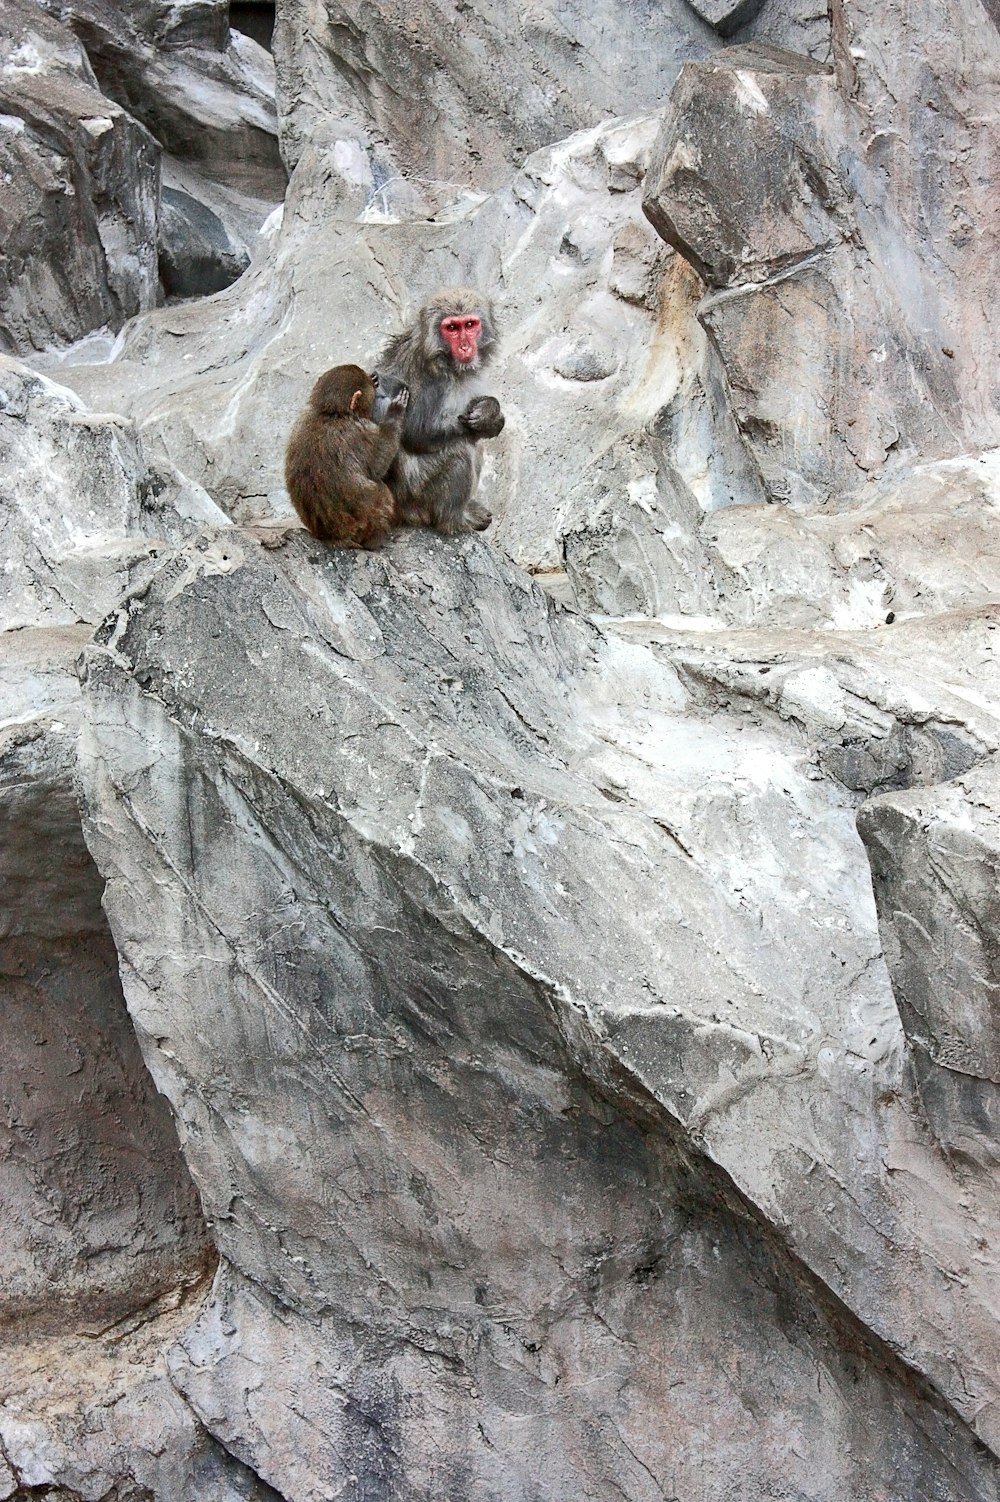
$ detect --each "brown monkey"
[284,365,409,548]
[374,288,505,536]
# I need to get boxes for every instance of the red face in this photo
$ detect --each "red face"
[440,314,482,365]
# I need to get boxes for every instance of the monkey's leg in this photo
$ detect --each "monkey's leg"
[430,447,491,536]
[390,453,438,529]
[354,481,396,550]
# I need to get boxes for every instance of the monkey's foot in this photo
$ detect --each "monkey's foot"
[467,503,493,531]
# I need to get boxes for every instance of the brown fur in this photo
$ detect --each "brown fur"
[284,364,408,548]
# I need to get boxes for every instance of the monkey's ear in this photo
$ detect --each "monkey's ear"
[349,389,363,413]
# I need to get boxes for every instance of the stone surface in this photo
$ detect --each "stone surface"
[642,8,1000,506]
[859,758,1000,1170]
[159,185,252,298]
[271,0,829,184]
[0,356,227,632]
[3,0,1000,1494]
[74,529,1000,1496]
[0,0,160,356]
[38,0,286,198]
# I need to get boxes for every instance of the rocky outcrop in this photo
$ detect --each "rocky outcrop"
[271,0,830,183]
[642,5,1000,508]
[3,0,1000,1495]
[72,528,1000,1498]
[37,0,285,199]
[0,0,159,355]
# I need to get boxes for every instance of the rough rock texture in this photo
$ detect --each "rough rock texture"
[0,355,228,632]
[159,185,252,298]
[38,0,286,198]
[859,757,1000,1170]
[73,530,1000,1498]
[4,0,1000,1495]
[272,0,829,183]
[0,0,160,355]
[642,12,1000,507]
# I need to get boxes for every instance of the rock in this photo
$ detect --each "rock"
[0,356,228,631]
[642,16,1000,506]
[683,0,767,36]
[75,530,1000,1490]
[36,0,286,198]
[159,185,252,298]
[704,451,1000,629]
[0,0,160,355]
[272,0,719,184]
[858,759,1000,1170]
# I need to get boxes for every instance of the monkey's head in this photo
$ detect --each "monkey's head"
[420,288,497,372]
[310,364,378,419]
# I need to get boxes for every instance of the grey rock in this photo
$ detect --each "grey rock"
[858,759,1000,1170]
[703,452,1000,629]
[0,0,159,355]
[643,17,1000,506]
[684,0,767,37]
[0,356,228,631]
[272,0,718,184]
[74,530,1000,1489]
[159,185,251,298]
[37,0,286,199]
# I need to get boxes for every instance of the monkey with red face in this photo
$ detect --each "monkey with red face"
[373,288,505,536]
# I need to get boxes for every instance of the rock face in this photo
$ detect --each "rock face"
[3,0,1000,1496]
[0,0,160,355]
[859,758,1000,1170]
[77,530,1000,1499]
[642,8,1000,507]
[38,0,286,198]
[271,0,830,182]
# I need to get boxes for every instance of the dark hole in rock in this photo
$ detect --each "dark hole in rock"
[229,1,275,51]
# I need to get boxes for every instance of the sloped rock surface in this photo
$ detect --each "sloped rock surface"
[0,0,159,355]
[75,530,1000,1497]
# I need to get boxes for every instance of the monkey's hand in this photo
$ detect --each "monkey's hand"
[459,395,505,439]
[387,385,410,416]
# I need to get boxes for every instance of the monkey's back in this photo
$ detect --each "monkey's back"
[284,410,392,547]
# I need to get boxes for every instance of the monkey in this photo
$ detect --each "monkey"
[284,364,409,548]
[373,288,505,536]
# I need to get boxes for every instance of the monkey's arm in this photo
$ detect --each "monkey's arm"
[367,414,406,479]
[459,395,505,438]
[365,387,409,478]
[402,386,484,455]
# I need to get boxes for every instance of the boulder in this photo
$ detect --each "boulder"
[643,11,1000,506]
[0,0,159,355]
